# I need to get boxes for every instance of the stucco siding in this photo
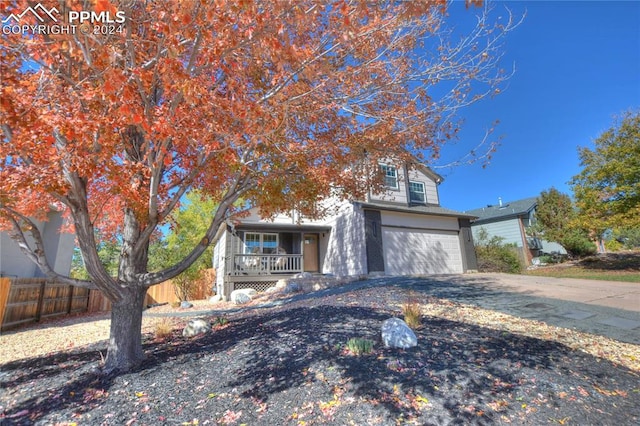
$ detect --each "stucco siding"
[41,212,74,277]
[322,203,367,276]
[0,232,39,277]
[472,219,523,247]
[0,211,74,278]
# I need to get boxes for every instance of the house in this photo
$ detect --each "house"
[213,161,478,299]
[465,197,566,264]
[0,209,75,278]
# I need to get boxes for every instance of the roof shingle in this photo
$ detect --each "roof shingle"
[464,197,538,223]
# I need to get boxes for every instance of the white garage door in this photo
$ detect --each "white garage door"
[382,227,463,275]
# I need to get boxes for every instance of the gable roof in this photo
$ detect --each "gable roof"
[378,156,444,184]
[412,162,444,185]
[464,197,538,224]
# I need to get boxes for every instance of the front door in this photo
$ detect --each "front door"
[303,234,319,272]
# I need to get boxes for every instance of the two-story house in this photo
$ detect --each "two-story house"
[213,161,478,299]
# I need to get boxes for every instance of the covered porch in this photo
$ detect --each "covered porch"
[232,252,303,276]
[223,224,330,293]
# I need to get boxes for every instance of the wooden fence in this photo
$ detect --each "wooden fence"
[0,270,214,333]
[0,277,90,332]
[85,272,213,313]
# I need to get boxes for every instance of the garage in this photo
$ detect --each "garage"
[382,227,464,275]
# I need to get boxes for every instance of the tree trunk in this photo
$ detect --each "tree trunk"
[103,285,148,372]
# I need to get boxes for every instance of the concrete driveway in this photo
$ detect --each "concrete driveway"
[455,273,640,312]
[406,273,640,345]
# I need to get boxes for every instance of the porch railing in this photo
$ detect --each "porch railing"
[232,253,303,276]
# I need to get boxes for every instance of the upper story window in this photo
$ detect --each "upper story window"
[409,181,426,203]
[244,232,278,254]
[380,164,398,189]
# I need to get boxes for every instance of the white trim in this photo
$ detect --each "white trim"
[244,232,279,254]
[380,164,398,190]
[408,181,426,203]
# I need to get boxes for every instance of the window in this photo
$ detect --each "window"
[380,164,398,189]
[409,181,426,203]
[244,233,278,254]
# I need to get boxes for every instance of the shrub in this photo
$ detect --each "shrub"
[475,245,522,273]
[474,228,523,273]
[614,227,640,249]
[604,238,623,253]
[154,319,174,340]
[402,296,422,330]
[213,316,229,327]
[538,252,567,264]
[173,274,199,302]
[561,230,597,257]
[346,338,375,355]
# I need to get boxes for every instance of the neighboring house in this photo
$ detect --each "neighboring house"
[213,161,478,299]
[465,197,566,264]
[0,209,75,278]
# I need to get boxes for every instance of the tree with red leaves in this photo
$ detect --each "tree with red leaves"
[1,0,519,372]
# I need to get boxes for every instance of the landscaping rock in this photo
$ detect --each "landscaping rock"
[182,319,210,337]
[242,288,258,297]
[230,289,253,305]
[283,282,301,294]
[381,318,417,349]
[180,301,193,309]
[292,272,313,279]
[209,294,223,303]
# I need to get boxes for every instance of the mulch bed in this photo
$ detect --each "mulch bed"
[1,285,639,425]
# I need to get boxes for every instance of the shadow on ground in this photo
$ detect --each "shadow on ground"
[2,299,639,425]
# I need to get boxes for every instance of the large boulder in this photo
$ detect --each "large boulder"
[241,288,258,297]
[182,319,210,337]
[230,288,255,305]
[381,318,418,349]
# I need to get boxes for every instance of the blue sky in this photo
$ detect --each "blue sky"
[435,1,640,212]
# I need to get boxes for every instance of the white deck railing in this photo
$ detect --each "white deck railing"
[232,253,303,275]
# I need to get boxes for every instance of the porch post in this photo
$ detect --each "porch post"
[226,229,238,300]
[300,232,304,272]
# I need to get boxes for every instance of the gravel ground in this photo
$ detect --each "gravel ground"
[1,281,639,425]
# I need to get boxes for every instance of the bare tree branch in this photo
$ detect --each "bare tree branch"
[0,208,96,289]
